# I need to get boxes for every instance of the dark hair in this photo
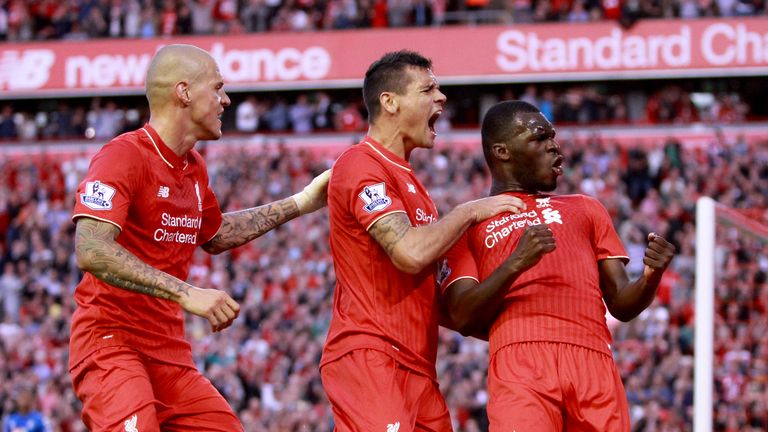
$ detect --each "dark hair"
[363,50,433,123]
[481,100,541,166]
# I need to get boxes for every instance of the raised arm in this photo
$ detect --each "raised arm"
[443,224,556,336]
[74,217,239,332]
[202,169,330,254]
[600,232,676,322]
[368,194,526,274]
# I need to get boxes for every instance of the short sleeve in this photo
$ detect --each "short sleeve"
[332,151,408,231]
[71,140,137,231]
[198,183,223,245]
[584,196,629,263]
[438,232,480,294]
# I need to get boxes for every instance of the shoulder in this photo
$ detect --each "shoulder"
[85,136,144,184]
[559,194,613,225]
[94,130,145,162]
[557,193,604,209]
[332,144,386,178]
[334,143,378,167]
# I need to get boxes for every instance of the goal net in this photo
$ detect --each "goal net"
[695,197,768,432]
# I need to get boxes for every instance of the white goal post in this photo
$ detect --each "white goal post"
[694,196,715,432]
[694,197,768,432]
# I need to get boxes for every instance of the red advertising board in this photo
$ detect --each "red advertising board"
[1,17,767,98]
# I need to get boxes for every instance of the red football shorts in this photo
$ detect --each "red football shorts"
[70,346,242,432]
[487,342,630,432]
[320,349,452,432]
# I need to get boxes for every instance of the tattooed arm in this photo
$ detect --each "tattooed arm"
[368,195,528,274]
[74,217,239,331]
[202,169,331,255]
[201,196,300,255]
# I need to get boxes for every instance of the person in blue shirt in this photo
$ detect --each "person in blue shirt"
[2,386,50,432]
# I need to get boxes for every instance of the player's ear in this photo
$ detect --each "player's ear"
[492,142,511,161]
[175,82,191,106]
[380,92,398,115]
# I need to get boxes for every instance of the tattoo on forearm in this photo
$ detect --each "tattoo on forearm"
[75,218,190,301]
[369,213,411,256]
[100,273,179,300]
[205,197,300,253]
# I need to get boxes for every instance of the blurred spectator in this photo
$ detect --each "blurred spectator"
[124,0,142,38]
[288,94,314,134]
[235,95,260,133]
[240,0,271,32]
[333,101,365,132]
[312,92,334,131]
[262,98,290,131]
[139,6,157,37]
[159,0,179,36]
[88,100,123,140]
[190,0,215,34]
[1,384,51,432]
[0,262,22,322]
[0,106,16,139]
[213,0,238,33]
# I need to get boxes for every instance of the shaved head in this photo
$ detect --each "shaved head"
[145,44,215,109]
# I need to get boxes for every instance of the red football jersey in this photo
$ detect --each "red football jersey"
[440,192,628,356]
[69,125,223,370]
[321,137,441,380]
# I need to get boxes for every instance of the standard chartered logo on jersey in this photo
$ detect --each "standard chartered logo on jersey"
[153,213,202,244]
[484,200,563,249]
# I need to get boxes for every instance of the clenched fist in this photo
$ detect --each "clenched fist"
[509,224,556,272]
[642,232,676,280]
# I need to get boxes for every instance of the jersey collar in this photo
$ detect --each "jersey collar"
[141,123,188,170]
[361,136,412,172]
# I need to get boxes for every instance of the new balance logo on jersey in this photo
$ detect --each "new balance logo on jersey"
[386,422,400,432]
[157,186,170,198]
[124,414,138,432]
[406,183,416,194]
[359,183,392,213]
[80,181,116,210]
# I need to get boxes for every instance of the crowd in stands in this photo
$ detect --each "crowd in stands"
[0,81,755,142]
[0,124,766,430]
[0,0,765,42]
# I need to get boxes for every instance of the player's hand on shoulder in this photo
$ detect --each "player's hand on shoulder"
[180,286,241,332]
[642,232,676,279]
[293,168,331,215]
[464,195,526,223]
[509,224,556,272]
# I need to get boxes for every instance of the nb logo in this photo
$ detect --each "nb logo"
[386,421,400,432]
[124,414,138,432]
[157,186,170,198]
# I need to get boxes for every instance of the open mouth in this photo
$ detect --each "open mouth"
[552,156,564,176]
[428,111,441,136]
